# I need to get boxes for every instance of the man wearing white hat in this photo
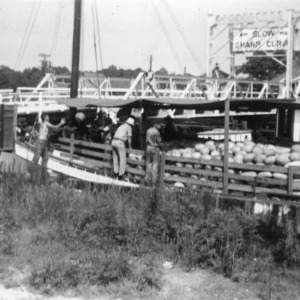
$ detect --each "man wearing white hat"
[111,116,135,180]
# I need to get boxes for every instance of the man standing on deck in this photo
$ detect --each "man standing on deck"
[145,122,163,186]
[32,113,65,168]
[111,116,135,181]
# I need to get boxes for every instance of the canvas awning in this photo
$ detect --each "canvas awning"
[56,97,300,112]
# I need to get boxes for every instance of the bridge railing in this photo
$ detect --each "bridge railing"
[0,73,294,108]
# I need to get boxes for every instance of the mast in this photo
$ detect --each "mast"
[70,0,82,99]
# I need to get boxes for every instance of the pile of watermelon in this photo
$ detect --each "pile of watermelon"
[164,140,300,189]
[165,140,300,168]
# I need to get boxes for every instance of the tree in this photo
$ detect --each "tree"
[156,67,168,75]
[235,51,286,80]
[53,66,70,75]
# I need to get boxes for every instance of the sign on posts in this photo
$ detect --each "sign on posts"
[232,27,288,53]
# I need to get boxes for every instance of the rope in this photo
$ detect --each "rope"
[162,0,205,73]
[94,0,103,70]
[15,0,40,70]
[92,1,101,96]
[51,0,63,67]
[151,0,184,72]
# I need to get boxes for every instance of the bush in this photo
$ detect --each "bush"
[1,166,299,297]
[177,208,259,276]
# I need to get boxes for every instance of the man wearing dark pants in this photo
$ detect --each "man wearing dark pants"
[111,116,135,181]
[32,113,65,168]
[145,122,163,186]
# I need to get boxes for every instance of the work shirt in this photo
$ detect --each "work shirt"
[146,127,162,149]
[113,123,132,142]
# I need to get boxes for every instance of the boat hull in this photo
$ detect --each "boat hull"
[14,141,138,188]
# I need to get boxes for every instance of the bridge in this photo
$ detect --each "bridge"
[0,72,299,116]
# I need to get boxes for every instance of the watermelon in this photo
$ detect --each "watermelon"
[265,156,276,165]
[273,173,287,180]
[254,154,267,164]
[276,154,290,166]
[243,153,255,163]
[200,147,210,155]
[201,154,211,161]
[264,147,276,157]
[211,150,220,157]
[242,145,253,153]
[194,143,205,152]
[290,152,300,162]
[257,171,272,178]
[291,145,300,152]
[252,147,264,155]
[174,182,185,188]
[192,152,201,159]
[185,164,193,169]
[241,171,257,177]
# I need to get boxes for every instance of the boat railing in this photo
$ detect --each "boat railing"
[51,136,300,203]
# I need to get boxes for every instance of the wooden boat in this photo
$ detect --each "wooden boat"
[10,96,300,202]
[14,139,138,187]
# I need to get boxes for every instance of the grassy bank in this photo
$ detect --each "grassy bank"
[0,161,300,299]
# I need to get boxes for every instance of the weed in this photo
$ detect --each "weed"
[0,167,299,299]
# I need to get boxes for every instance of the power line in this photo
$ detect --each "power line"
[94,0,103,70]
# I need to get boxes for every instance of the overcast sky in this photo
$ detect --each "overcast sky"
[0,0,299,75]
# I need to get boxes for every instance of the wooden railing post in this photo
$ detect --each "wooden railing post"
[70,133,75,164]
[159,152,166,187]
[288,166,294,194]
[223,98,230,195]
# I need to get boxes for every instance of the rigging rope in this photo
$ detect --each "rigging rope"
[51,0,63,67]
[92,1,101,94]
[151,0,184,72]
[15,0,39,70]
[94,0,103,70]
[162,0,205,73]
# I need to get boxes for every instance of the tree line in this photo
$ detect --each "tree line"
[0,53,291,91]
[0,65,178,91]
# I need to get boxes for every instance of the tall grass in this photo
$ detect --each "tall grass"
[0,161,299,298]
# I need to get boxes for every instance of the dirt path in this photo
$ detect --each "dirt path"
[0,266,259,300]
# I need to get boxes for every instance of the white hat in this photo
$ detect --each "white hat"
[126,117,135,126]
[75,112,86,121]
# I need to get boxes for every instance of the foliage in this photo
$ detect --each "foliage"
[235,51,286,80]
[0,65,70,91]
[177,208,259,276]
[0,164,300,298]
[101,65,144,78]
[272,217,300,265]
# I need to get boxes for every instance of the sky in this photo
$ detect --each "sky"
[0,0,299,76]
